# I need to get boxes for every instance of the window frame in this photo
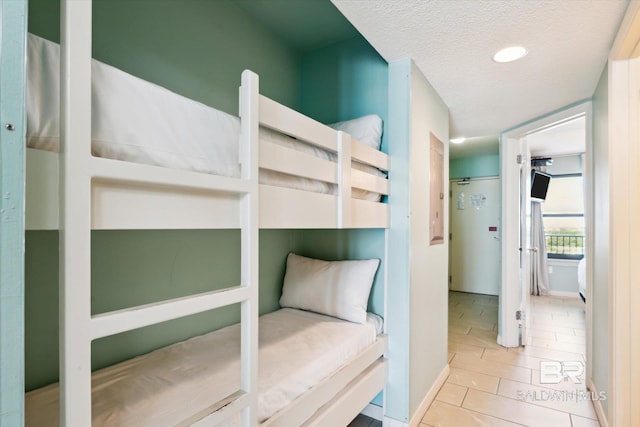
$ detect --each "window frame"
[541,172,585,260]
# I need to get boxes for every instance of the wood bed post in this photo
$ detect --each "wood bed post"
[239,69,260,426]
[338,131,352,228]
[59,0,93,425]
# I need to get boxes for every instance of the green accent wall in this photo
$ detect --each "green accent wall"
[450,154,499,179]
[28,0,301,114]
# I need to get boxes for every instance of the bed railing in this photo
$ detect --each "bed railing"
[257,95,389,229]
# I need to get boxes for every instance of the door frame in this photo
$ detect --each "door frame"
[499,101,592,349]
[606,2,640,424]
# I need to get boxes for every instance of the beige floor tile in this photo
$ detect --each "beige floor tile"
[448,352,455,363]
[451,354,531,384]
[451,305,484,316]
[449,331,504,350]
[497,378,598,419]
[532,317,585,330]
[530,312,554,320]
[462,389,572,426]
[528,323,576,336]
[528,337,585,355]
[422,400,522,427]
[527,328,557,340]
[530,370,587,392]
[447,367,500,393]
[435,382,468,406]
[468,327,498,340]
[509,344,584,362]
[449,341,485,357]
[450,317,496,332]
[449,324,471,335]
[482,348,550,371]
[570,414,601,427]
[555,332,586,344]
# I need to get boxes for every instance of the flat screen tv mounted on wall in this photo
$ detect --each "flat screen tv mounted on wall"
[531,170,551,202]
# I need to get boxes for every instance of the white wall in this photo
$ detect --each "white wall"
[591,62,609,417]
[387,58,449,423]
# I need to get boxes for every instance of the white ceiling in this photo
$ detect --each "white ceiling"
[331,0,628,157]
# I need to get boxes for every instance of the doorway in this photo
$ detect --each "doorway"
[499,102,592,363]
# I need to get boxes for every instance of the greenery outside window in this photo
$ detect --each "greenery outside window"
[541,173,585,260]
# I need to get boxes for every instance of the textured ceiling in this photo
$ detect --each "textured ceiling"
[331,0,628,150]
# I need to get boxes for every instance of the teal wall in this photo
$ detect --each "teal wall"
[0,0,28,424]
[300,36,389,152]
[450,154,499,179]
[29,0,301,114]
[297,35,389,408]
[386,58,450,422]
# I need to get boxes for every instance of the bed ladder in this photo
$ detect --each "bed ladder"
[58,2,259,425]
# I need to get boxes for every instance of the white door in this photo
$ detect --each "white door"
[449,177,501,295]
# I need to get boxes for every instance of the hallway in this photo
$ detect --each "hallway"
[420,291,598,426]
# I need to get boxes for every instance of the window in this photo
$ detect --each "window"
[541,173,584,259]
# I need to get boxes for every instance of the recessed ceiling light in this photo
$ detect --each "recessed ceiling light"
[450,137,466,144]
[493,46,528,63]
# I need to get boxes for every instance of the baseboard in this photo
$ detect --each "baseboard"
[548,290,580,298]
[587,378,608,427]
[409,364,450,427]
[361,403,383,421]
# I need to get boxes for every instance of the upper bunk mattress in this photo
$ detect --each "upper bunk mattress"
[26,34,384,201]
[25,308,382,426]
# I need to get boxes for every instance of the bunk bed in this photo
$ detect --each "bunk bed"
[23,1,390,425]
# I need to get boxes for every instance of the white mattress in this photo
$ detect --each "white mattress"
[26,34,384,201]
[25,309,382,426]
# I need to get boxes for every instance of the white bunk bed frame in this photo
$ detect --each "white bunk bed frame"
[45,1,389,426]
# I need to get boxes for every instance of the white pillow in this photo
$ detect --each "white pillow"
[328,114,383,150]
[279,253,380,324]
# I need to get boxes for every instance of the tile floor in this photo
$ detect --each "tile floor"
[348,291,596,427]
[421,291,597,427]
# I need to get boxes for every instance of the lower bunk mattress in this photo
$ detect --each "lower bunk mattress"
[26,308,383,426]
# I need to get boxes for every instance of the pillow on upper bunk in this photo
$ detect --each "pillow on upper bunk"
[328,114,383,150]
[279,253,379,324]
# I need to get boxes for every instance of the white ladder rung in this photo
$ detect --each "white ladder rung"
[91,286,250,340]
[89,156,251,195]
